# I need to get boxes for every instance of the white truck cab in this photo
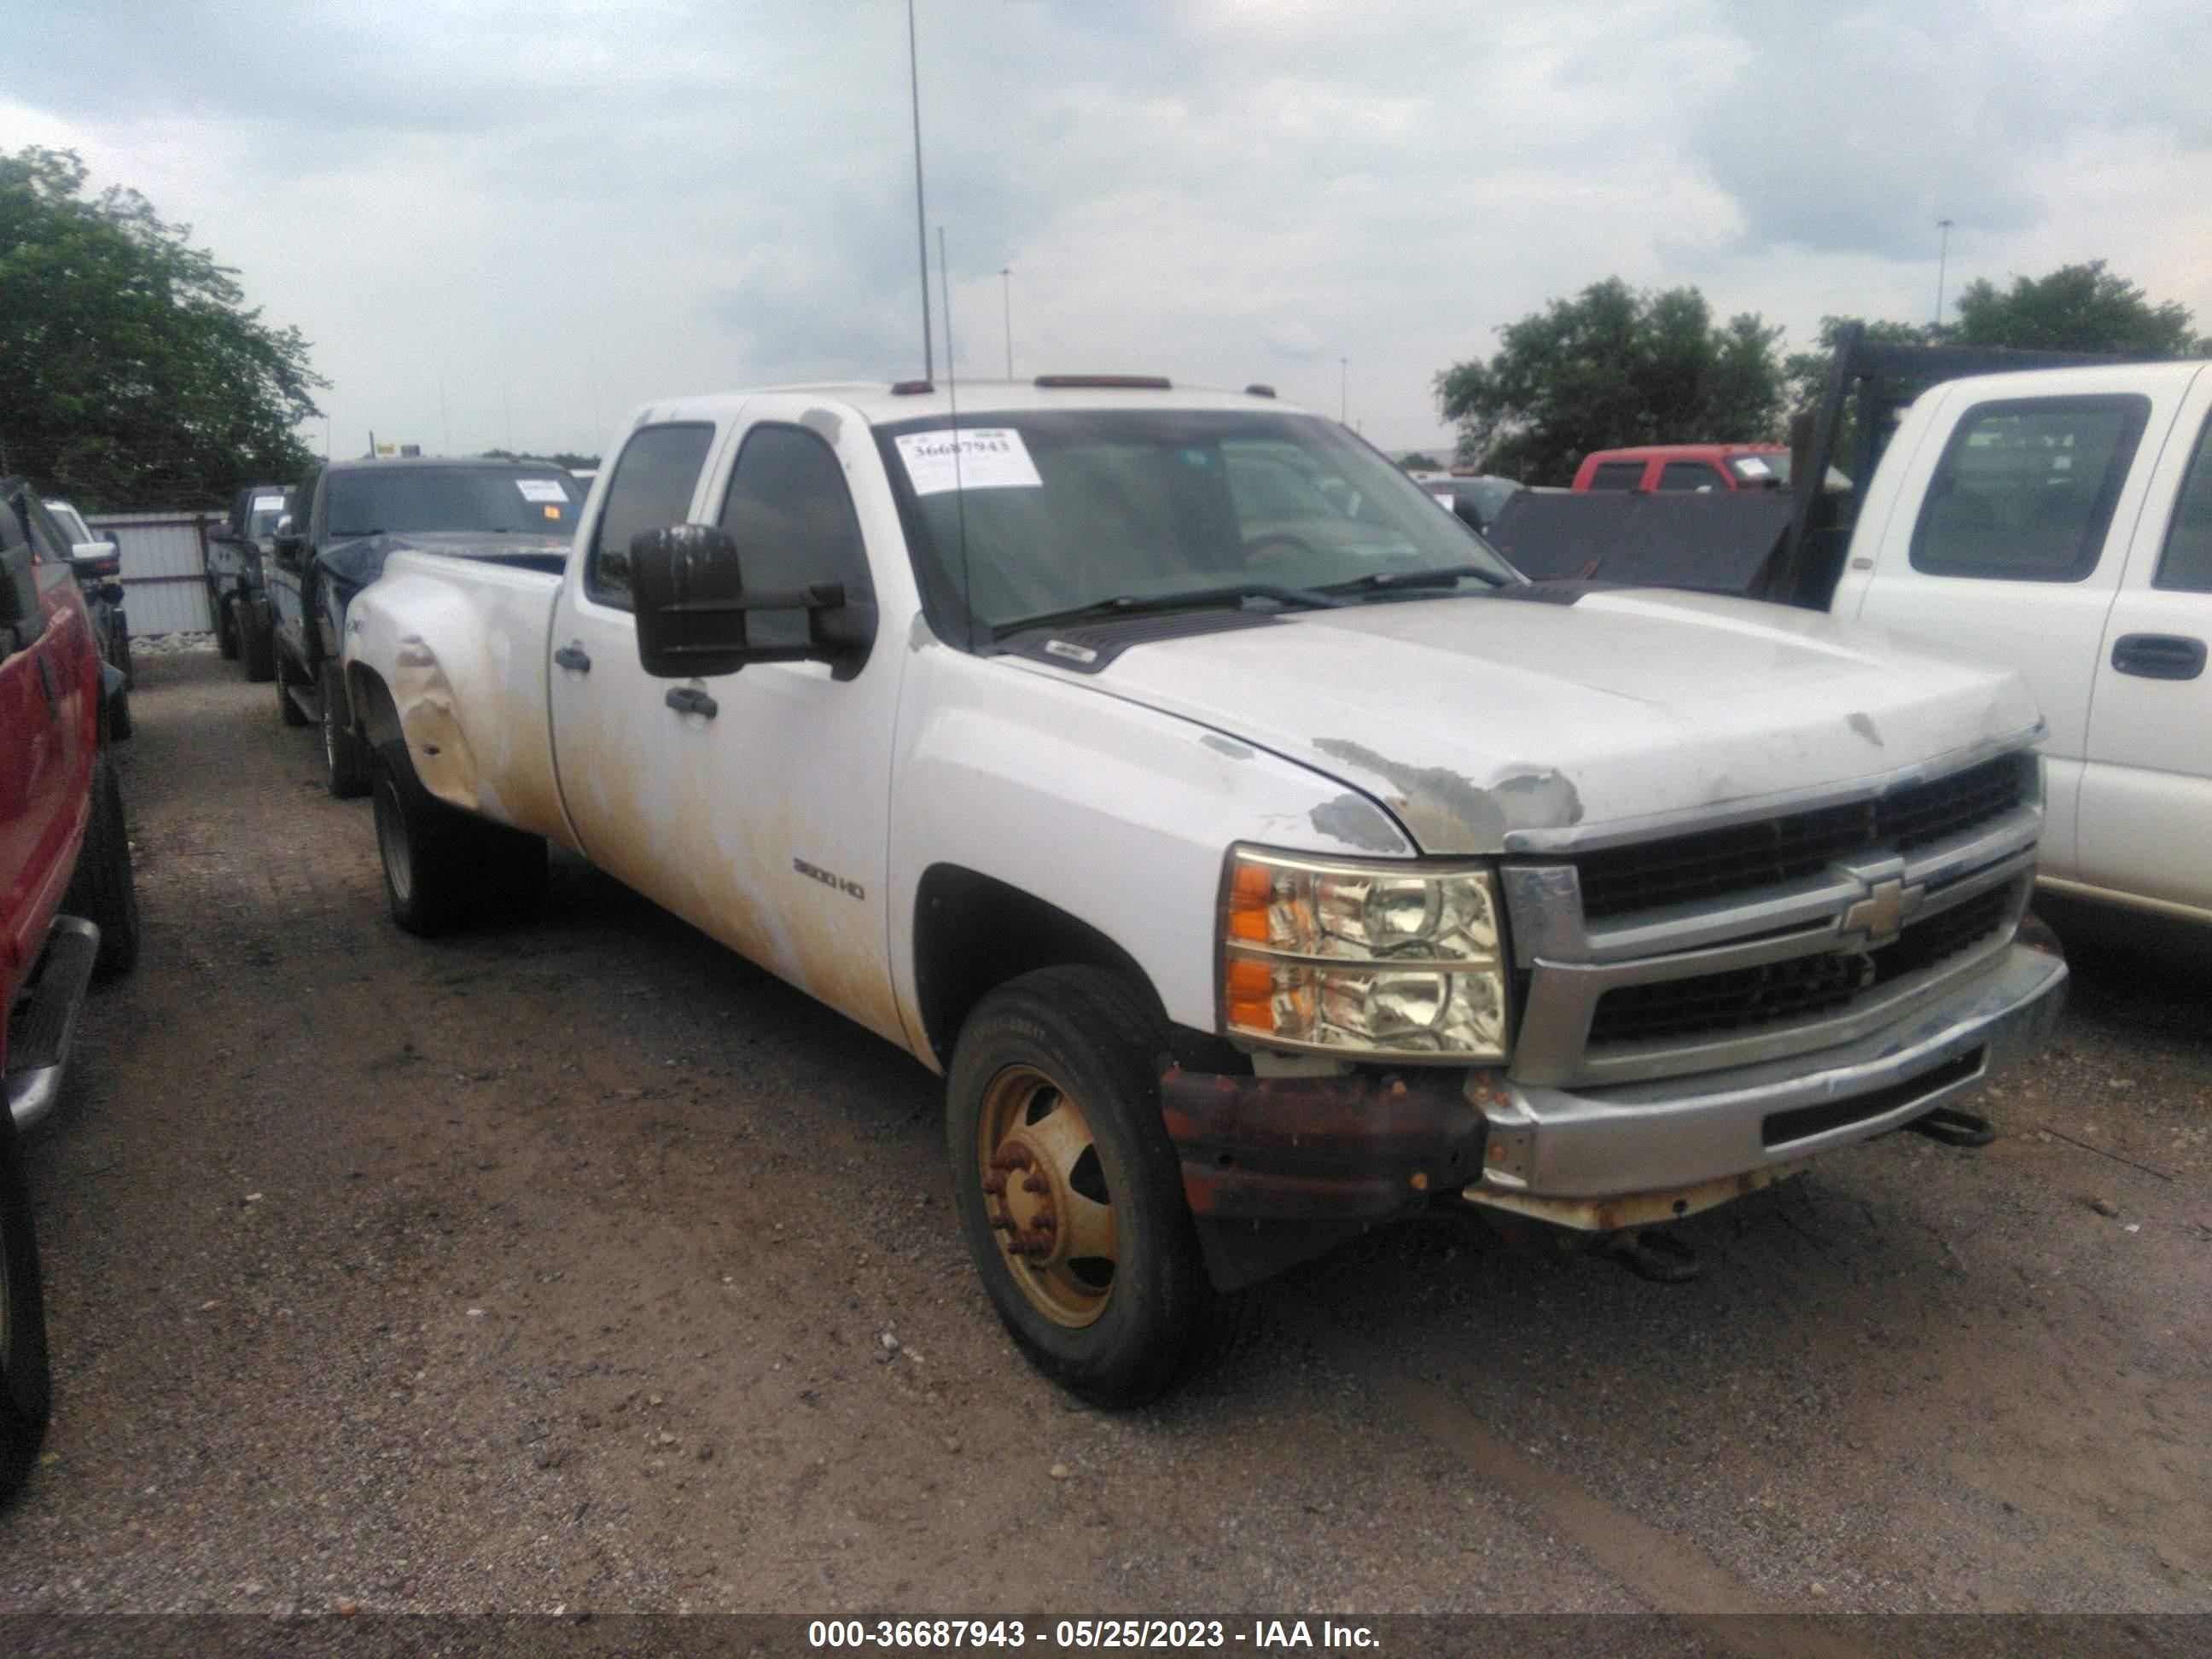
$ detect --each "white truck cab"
[1831,361,2212,924]
[342,377,2067,1403]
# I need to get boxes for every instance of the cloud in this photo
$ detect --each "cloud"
[1687,0,2212,261]
[4,2,2207,460]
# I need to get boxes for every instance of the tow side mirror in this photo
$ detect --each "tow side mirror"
[272,524,306,562]
[630,523,876,681]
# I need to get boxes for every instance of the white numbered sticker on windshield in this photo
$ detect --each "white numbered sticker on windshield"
[1734,457,1772,478]
[515,479,570,503]
[894,429,1044,496]
[252,495,285,511]
[1430,491,1456,509]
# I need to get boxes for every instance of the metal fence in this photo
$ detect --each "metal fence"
[84,510,218,636]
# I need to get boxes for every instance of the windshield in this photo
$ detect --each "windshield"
[1725,453,1852,491]
[324,467,585,539]
[875,409,1519,637]
[44,501,95,544]
[246,489,290,538]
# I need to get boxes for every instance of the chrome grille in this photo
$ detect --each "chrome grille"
[1587,884,2014,1047]
[1499,744,2045,1089]
[1572,753,2034,920]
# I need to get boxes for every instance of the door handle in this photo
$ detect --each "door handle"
[665,685,719,719]
[553,643,591,672]
[2110,633,2206,681]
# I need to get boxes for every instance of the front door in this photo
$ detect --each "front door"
[547,397,909,1047]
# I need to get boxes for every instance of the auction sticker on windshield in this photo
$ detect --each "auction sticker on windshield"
[516,479,571,503]
[894,429,1043,496]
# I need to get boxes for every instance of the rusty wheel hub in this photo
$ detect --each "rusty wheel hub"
[976,1065,1119,1329]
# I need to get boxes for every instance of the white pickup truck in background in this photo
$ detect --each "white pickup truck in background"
[1831,361,2212,926]
[341,377,2066,1403]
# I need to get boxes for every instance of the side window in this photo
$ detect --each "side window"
[1587,461,1645,492]
[588,422,716,608]
[1657,461,1721,492]
[717,423,872,649]
[1910,394,2151,582]
[2155,411,2212,593]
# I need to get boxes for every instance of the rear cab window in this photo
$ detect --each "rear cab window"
[1910,394,2151,582]
[586,423,716,608]
[1586,461,1646,492]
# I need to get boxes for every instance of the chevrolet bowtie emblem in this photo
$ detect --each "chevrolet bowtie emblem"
[1843,877,1923,946]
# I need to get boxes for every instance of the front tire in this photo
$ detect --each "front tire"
[215,597,241,661]
[370,741,545,936]
[319,665,370,798]
[62,754,139,980]
[0,1109,53,1505]
[947,966,1244,1406]
[240,601,276,682]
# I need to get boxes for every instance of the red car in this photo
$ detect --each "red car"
[1571,443,1794,493]
[1,475,142,1499]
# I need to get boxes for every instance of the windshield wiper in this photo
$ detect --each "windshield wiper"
[991,581,1346,640]
[329,528,383,539]
[1315,563,1514,596]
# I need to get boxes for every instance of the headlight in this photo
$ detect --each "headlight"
[1220,848,1509,1062]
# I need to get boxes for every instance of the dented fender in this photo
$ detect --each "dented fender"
[342,552,579,851]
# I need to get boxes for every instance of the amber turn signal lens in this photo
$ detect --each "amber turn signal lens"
[1228,862,1273,942]
[1225,958,1275,1030]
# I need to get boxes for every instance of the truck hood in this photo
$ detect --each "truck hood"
[1075,588,2040,854]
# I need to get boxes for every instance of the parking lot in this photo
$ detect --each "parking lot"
[0,645,2205,1619]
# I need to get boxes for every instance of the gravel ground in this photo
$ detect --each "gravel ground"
[0,649,2205,1624]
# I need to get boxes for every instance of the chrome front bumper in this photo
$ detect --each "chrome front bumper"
[1467,938,2066,1212]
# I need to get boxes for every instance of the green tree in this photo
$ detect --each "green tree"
[1952,261,2207,358]
[1435,278,1785,483]
[1396,452,1441,472]
[1780,315,1945,422]
[0,146,325,509]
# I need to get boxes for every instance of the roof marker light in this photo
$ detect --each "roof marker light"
[1033,375,1173,390]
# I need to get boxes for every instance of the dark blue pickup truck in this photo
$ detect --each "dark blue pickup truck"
[264,457,586,795]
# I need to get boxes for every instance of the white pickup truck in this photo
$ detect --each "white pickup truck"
[1830,360,2212,926]
[341,377,2066,1403]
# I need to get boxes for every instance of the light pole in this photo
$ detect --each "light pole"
[1339,357,1348,423]
[1935,218,1955,327]
[1000,267,1013,379]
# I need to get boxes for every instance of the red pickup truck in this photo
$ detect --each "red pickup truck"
[1571,443,1795,493]
[1,476,142,1499]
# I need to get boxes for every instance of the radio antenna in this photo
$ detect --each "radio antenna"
[907,0,933,380]
[939,224,975,646]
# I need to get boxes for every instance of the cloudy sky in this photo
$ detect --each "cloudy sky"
[6,0,2209,461]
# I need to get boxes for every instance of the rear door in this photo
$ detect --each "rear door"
[2075,367,2212,915]
[1842,377,2186,881]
